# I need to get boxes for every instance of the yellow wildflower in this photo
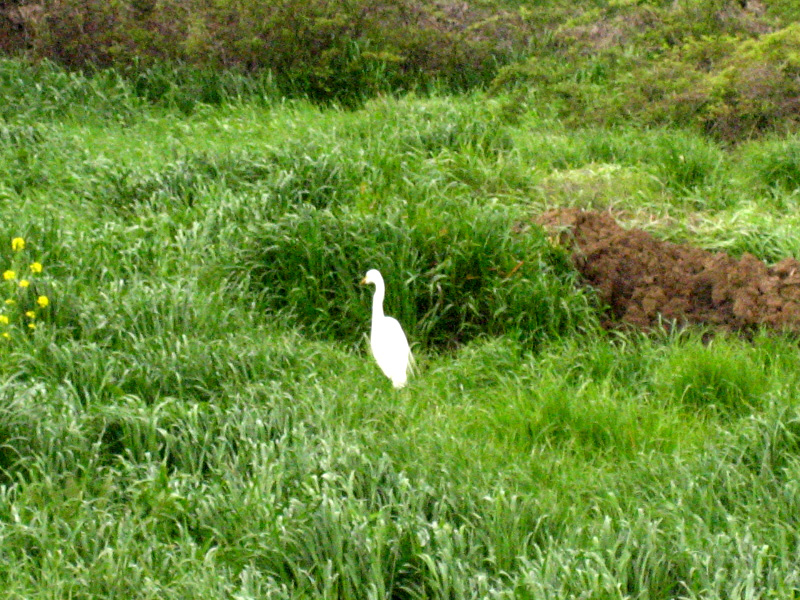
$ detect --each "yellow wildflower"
[37,295,49,308]
[11,237,24,252]
[5,299,15,305]
[19,279,29,288]
[2,332,9,339]
[3,270,15,281]
[28,323,36,330]
[25,311,35,319]
[0,315,8,325]
[29,262,43,274]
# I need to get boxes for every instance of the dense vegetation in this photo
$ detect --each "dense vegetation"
[2,1,800,598]
[1,0,799,136]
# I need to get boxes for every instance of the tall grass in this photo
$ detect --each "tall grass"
[233,201,596,348]
[2,58,800,598]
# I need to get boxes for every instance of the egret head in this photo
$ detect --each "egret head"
[360,269,383,286]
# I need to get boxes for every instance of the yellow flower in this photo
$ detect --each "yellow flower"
[3,270,15,281]
[19,279,29,288]
[37,295,49,308]
[0,315,8,325]
[29,262,43,274]
[28,323,36,330]
[4,298,15,305]
[2,332,9,339]
[25,311,35,319]
[11,237,24,252]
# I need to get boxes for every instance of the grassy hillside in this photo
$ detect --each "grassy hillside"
[2,0,800,138]
[2,56,800,598]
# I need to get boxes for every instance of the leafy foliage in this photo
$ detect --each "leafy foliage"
[623,24,800,140]
[490,1,800,141]
[10,0,532,106]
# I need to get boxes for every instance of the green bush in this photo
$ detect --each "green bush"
[621,25,800,140]
[490,2,799,141]
[705,24,800,138]
[232,203,596,349]
[763,0,800,23]
[15,0,531,105]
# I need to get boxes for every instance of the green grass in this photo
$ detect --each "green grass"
[2,59,800,598]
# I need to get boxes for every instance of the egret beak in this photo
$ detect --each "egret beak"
[360,277,367,285]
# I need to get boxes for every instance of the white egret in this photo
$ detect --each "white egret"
[360,269,412,388]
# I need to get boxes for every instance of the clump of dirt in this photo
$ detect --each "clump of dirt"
[539,208,800,332]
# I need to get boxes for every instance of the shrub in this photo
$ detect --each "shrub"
[704,24,800,138]
[763,0,800,23]
[15,0,532,105]
[232,203,596,349]
[618,25,800,140]
[490,1,800,141]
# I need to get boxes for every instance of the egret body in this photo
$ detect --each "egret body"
[361,269,412,388]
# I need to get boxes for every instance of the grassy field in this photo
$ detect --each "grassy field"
[1,58,800,598]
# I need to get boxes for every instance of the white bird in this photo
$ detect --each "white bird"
[360,269,412,388]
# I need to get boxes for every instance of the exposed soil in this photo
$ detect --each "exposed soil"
[538,208,800,333]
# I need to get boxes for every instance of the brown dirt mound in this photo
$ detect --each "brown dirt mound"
[539,208,800,332]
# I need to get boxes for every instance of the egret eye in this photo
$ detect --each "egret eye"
[362,269,412,388]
